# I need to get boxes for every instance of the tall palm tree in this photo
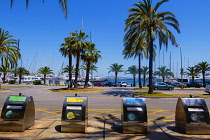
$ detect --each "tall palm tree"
[0,28,21,69]
[108,63,124,84]
[71,30,88,89]
[37,66,53,85]
[60,36,76,89]
[125,0,180,93]
[186,66,199,82]
[0,65,11,84]
[195,61,210,86]
[154,66,173,82]
[125,65,138,87]
[10,0,68,18]
[141,66,149,86]
[13,67,29,84]
[81,42,101,88]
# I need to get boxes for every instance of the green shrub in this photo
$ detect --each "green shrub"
[8,80,15,84]
[33,80,41,85]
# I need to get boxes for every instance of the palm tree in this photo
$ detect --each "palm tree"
[0,65,11,84]
[154,66,173,82]
[71,30,88,89]
[62,65,75,74]
[186,66,199,82]
[10,0,68,18]
[125,65,138,86]
[13,67,29,84]
[195,61,210,86]
[108,63,124,84]
[37,66,53,85]
[81,42,101,88]
[0,28,21,69]
[60,36,76,89]
[125,0,180,94]
[141,66,149,86]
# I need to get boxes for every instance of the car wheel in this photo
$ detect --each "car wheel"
[155,87,158,90]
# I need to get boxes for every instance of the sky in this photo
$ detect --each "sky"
[1,0,210,78]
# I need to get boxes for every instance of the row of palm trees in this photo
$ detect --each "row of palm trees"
[123,0,180,94]
[59,30,101,89]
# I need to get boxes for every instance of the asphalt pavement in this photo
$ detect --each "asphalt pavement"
[0,84,210,139]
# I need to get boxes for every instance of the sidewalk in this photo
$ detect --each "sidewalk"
[0,119,210,140]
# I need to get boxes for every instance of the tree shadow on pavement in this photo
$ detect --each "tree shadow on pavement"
[101,91,133,97]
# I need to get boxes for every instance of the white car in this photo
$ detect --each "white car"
[116,81,128,87]
[78,81,93,86]
[205,84,210,93]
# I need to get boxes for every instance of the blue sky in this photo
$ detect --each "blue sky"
[1,0,210,78]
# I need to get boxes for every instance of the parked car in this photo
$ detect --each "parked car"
[105,82,117,87]
[78,81,93,86]
[205,84,210,93]
[186,82,202,88]
[116,81,128,87]
[172,82,187,88]
[153,82,174,91]
[94,82,105,87]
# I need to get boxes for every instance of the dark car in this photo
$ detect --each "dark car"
[186,82,202,88]
[105,82,117,87]
[94,82,105,87]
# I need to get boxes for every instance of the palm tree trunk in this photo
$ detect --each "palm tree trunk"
[68,48,72,89]
[44,74,46,85]
[138,54,142,88]
[74,52,80,89]
[19,75,21,84]
[115,72,117,84]
[192,76,194,82]
[144,75,146,86]
[162,76,165,82]
[84,61,91,88]
[148,40,154,94]
[133,75,136,86]
[3,72,6,84]
[202,71,205,86]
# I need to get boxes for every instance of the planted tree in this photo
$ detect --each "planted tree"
[125,0,180,93]
[37,66,53,85]
[154,66,173,82]
[195,61,210,86]
[125,65,138,87]
[141,66,149,86]
[81,42,101,88]
[108,63,124,84]
[186,66,199,82]
[13,67,29,84]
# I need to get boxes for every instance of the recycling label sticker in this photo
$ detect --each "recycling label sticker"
[67,112,75,119]
[128,113,137,121]
[9,96,26,102]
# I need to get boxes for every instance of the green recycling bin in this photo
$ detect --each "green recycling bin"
[0,95,35,132]
[61,96,88,133]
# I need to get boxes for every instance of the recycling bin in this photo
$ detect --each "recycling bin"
[61,96,88,133]
[122,97,147,133]
[175,97,210,134]
[0,95,35,132]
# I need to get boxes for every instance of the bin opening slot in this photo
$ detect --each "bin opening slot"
[188,107,204,112]
[66,106,82,110]
[7,105,23,109]
[127,107,142,111]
